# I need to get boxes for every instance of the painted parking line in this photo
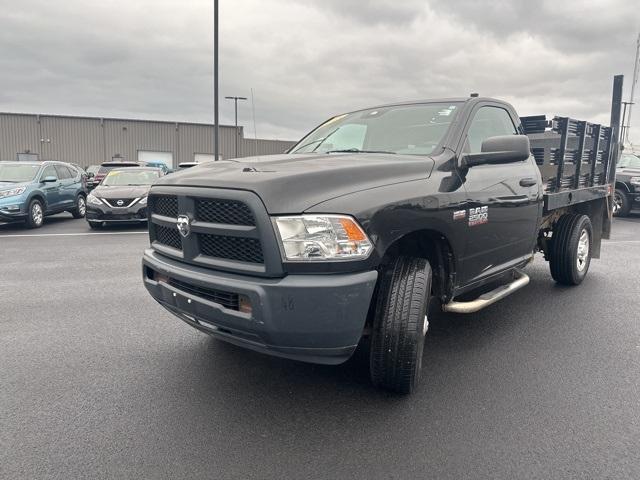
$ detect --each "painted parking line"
[0,231,148,238]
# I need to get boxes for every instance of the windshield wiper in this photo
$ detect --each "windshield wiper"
[325,148,396,154]
[291,127,341,153]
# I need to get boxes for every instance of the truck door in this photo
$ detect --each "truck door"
[458,104,540,285]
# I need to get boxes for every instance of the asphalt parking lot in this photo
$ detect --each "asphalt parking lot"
[1,213,639,479]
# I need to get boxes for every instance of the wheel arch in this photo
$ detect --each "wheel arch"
[27,192,47,210]
[615,181,631,193]
[378,228,456,303]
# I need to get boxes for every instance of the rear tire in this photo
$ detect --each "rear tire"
[613,189,631,217]
[370,256,432,394]
[548,214,592,285]
[25,199,44,229]
[71,194,86,219]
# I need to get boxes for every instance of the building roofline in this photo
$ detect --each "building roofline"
[0,111,240,129]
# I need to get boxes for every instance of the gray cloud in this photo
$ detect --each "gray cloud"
[0,0,639,144]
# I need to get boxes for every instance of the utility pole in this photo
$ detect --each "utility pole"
[214,0,219,160]
[621,101,633,143]
[225,96,247,158]
[626,32,640,144]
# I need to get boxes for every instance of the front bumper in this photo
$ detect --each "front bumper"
[0,196,28,222]
[142,248,378,365]
[86,202,148,224]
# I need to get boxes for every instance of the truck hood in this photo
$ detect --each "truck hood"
[155,153,434,213]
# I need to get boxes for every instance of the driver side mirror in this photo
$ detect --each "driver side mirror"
[462,135,531,168]
[41,176,57,183]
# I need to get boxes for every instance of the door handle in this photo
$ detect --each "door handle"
[519,177,537,187]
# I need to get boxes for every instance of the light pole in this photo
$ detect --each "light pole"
[225,96,247,158]
[214,0,219,160]
[626,32,640,144]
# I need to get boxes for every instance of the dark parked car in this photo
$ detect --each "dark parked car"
[68,163,89,191]
[85,165,101,190]
[86,167,163,228]
[90,161,140,189]
[613,153,640,217]
[0,161,86,228]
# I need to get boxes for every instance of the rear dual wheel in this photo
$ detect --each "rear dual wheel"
[548,214,593,285]
[370,256,432,394]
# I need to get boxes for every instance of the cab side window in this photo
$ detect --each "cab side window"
[466,107,517,153]
[40,165,58,181]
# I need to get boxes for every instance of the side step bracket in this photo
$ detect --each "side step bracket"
[442,270,530,314]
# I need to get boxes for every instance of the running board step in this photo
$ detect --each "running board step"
[442,270,530,314]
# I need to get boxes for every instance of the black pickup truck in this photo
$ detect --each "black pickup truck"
[613,152,640,216]
[142,79,623,394]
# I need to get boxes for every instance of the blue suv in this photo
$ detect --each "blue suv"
[0,161,87,228]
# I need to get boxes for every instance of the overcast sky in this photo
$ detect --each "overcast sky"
[1,0,639,143]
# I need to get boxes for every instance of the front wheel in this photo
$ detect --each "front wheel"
[548,214,592,285]
[70,194,86,219]
[25,199,44,228]
[370,256,432,394]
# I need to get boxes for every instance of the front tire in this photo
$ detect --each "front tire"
[25,199,44,228]
[370,256,432,394]
[613,189,631,217]
[548,214,592,285]
[71,194,86,219]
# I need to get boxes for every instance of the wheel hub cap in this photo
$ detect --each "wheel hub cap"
[576,229,589,272]
[33,204,43,224]
[613,194,622,213]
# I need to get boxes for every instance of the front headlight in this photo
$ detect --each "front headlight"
[87,194,103,205]
[0,186,26,199]
[630,176,640,186]
[138,196,148,205]
[273,215,373,261]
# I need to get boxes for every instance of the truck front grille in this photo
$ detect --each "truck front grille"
[155,225,182,250]
[148,187,281,277]
[196,199,255,225]
[199,234,264,264]
[153,195,179,218]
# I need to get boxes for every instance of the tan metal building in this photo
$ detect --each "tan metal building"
[0,112,296,168]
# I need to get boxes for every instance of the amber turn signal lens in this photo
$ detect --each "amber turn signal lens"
[339,217,366,241]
